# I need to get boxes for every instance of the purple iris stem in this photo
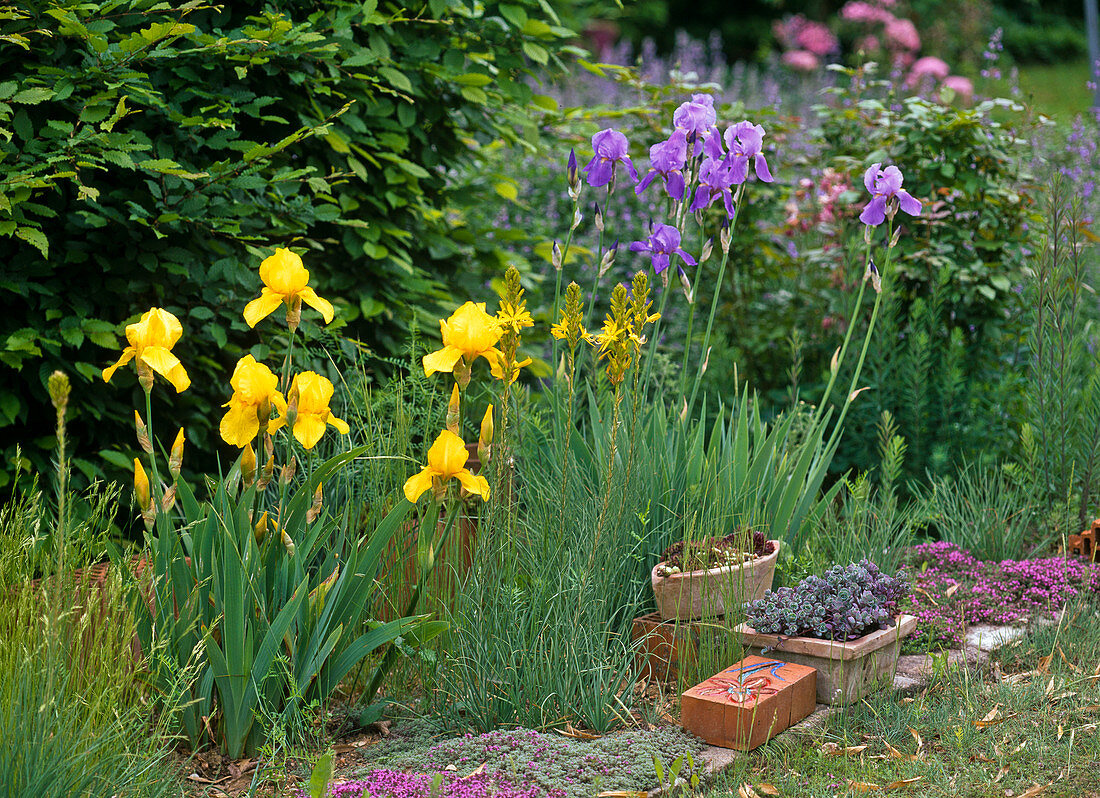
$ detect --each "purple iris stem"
[583,191,610,329]
[685,184,745,414]
[675,218,708,397]
[549,190,583,380]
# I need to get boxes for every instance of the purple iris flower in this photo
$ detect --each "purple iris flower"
[636,128,688,200]
[582,129,639,189]
[723,121,773,184]
[859,163,922,226]
[688,130,737,217]
[629,222,697,274]
[673,93,717,137]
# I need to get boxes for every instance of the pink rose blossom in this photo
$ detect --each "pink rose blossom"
[782,49,820,72]
[909,56,950,83]
[796,20,839,56]
[885,17,920,51]
[941,75,974,102]
[841,1,894,24]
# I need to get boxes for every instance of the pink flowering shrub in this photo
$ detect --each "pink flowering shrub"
[905,542,1100,650]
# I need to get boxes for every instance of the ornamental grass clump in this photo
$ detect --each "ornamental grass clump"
[906,541,1100,649]
[747,561,909,640]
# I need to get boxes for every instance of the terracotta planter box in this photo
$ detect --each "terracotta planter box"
[651,541,780,621]
[681,656,817,750]
[632,612,734,681]
[736,614,917,705]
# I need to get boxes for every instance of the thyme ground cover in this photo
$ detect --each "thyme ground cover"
[905,541,1100,650]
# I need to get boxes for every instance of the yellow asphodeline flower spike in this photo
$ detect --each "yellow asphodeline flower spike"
[422,302,504,380]
[243,248,335,329]
[220,355,288,447]
[102,308,190,392]
[403,429,490,503]
[286,371,350,449]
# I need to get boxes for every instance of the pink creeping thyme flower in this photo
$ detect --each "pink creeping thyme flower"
[859,163,921,226]
[672,93,717,137]
[629,222,697,275]
[582,129,639,189]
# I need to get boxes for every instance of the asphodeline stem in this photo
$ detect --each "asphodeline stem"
[557,350,577,536]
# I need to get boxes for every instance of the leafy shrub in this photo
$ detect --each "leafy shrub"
[747,560,909,640]
[0,0,570,487]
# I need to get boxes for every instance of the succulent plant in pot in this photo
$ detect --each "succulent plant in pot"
[651,528,780,621]
[736,560,916,705]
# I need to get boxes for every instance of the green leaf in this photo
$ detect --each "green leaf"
[531,94,558,112]
[15,226,47,257]
[11,87,53,105]
[308,751,334,798]
[379,66,413,94]
[521,42,548,64]
[493,181,517,201]
[453,72,492,87]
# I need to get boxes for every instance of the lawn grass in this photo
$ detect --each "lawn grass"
[1014,58,1095,123]
[703,597,1100,797]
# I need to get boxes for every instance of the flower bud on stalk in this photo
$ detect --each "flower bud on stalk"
[478,404,494,465]
[256,452,275,491]
[453,358,472,390]
[598,241,618,278]
[593,202,604,233]
[446,384,461,435]
[679,268,694,304]
[282,529,296,557]
[551,240,563,272]
[280,455,297,486]
[719,222,732,255]
[567,149,579,191]
[889,226,901,249]
[48,370,70,416]
[169,428,185,479]
[160,485,176,513]
[864,258,881,294]
[306,483,324,523]
[571,207,583,231]
[699,238,714,265]
[134,410,153,454]
[254,511,270,544]
[863,224,873,247]
[241,443,257,488]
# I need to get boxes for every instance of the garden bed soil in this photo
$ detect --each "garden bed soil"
[651,540,780,621]
[659,529,775,573]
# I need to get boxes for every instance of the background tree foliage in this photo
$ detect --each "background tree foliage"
[0,0,572,488]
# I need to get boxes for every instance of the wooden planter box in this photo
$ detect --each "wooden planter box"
[651,541,780,621]
[681,656,817,750]
[735,615,917,705]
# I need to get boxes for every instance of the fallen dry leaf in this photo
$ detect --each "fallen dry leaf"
[1017,784,1048,798]
[884,777,923,790]
[993,765,1010,783]
[597,792,647,798]
[756,785,781,796]
[944,583,960,597]
[738,785,761,798]
[1037,654,1053,674]
[463,763,486,779]
[1057,645,1078,672]
[847,780,880,792]
[1050,691,1077,703]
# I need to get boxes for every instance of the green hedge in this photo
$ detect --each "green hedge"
[0,0,572,488]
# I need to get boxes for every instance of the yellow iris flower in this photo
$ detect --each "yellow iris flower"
[243,248,334,329]
[422,302,503,378]
[102,308,190,392]
[220,355,287,448]
[403,429,490,503]
[286,371,350,449]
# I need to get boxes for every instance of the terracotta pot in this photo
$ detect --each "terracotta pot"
[736,614,917,705]
[651,540,780,621]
